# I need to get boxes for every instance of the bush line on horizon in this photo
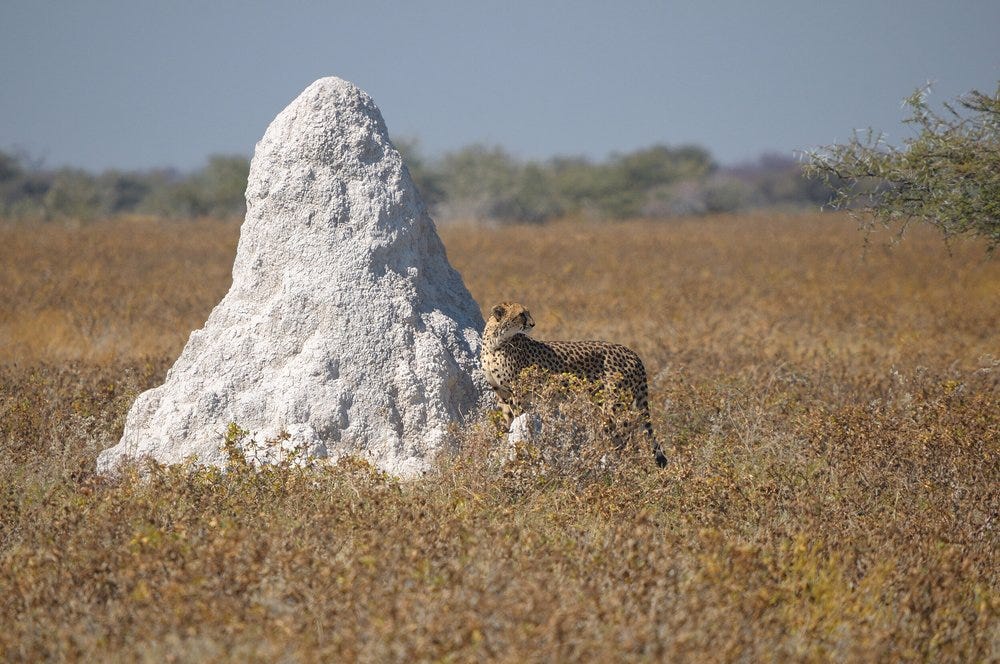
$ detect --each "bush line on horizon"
[0,142,837,224]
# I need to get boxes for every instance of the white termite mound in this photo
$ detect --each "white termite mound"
[97,77,488,477]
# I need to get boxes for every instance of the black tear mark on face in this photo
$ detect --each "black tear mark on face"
[492,304,506,321]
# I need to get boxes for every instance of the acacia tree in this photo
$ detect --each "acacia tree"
[805,83,1000,251]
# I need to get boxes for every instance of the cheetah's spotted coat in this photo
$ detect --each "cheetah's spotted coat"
[481,302,667,467]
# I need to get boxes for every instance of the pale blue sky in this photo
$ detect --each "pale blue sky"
[1,1,997,171]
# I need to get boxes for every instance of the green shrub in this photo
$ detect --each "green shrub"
[806,83,1000,250]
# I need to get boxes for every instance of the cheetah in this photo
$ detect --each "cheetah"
[481,301,667,468]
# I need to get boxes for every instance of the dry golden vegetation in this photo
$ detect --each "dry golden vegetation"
[1,213,998,661]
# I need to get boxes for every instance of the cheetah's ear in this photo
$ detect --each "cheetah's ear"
[491,304,506,321]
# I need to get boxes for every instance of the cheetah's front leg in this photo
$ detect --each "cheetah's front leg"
[492,385,518,432]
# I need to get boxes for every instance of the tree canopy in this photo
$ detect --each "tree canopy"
[805,83,1000,251]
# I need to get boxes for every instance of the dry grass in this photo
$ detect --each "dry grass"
[0,216,239,363]
[1,212,998,661]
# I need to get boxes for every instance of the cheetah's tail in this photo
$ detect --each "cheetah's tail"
[642,413,667,468]
[650,429,667,468]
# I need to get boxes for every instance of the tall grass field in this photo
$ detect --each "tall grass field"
[1,213,997,661]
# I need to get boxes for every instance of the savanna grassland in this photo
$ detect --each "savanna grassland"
[1,213,998,662]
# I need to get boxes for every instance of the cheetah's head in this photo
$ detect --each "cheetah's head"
[483,301,535,351]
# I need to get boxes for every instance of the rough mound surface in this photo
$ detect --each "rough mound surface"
[98,77,488,477]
